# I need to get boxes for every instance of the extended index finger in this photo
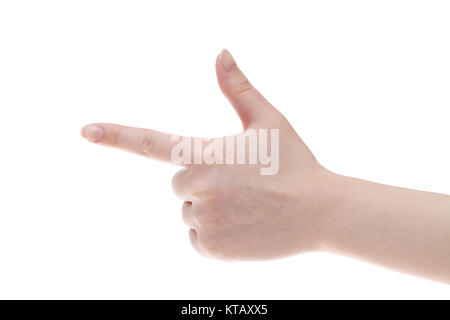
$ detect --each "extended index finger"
[81,123,189,166]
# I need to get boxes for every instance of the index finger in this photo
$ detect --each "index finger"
[81,123,190,166]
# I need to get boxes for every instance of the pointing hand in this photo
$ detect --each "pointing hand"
[81,49,324,260]
[82,50,450,285]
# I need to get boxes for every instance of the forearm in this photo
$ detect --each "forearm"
[319,172,450,283]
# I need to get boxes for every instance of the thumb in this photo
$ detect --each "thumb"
[215,49,280,129]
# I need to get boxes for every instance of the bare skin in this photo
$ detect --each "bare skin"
[81,49,450,284]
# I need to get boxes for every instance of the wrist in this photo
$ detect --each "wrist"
[312,169,357,252]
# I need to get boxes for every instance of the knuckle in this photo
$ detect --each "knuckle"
[172,177,185,200]
[195,207,220,225]
[192,177,219,202]
[140,134,156,156]
[191,187,215,203]
[171,169,186,187]
[236,78,255,94]
[110,128,122,145]
[193,210,206,225]
[193,208,212,227]
[171,168,191,197]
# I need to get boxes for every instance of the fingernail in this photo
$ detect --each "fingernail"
[81,124,103,142]
[219,49,235,73]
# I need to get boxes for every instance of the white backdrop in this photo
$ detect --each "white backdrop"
[0,1,449,299]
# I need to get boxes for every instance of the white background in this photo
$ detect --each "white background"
[0,1,449,299]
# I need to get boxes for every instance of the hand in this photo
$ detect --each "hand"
[81,49,328,260]
[82,50,450,284]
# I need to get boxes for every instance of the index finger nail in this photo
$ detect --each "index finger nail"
[81,125,103,142]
